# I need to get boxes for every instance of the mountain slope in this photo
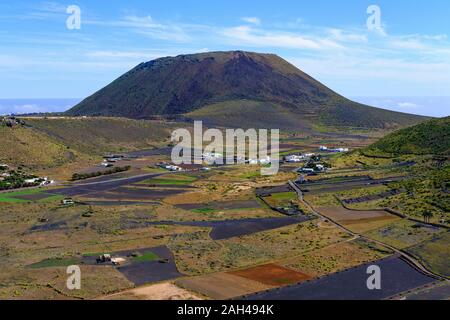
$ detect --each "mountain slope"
[0,124,79,169]
[363,116,450,156]
[67,51,427,129]
[24,117,177,155]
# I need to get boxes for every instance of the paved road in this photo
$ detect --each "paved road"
[288,180,448,281]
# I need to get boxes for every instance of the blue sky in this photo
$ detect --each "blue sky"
[0,1,449,116]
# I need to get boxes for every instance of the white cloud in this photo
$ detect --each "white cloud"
[85,51,162,60]
[241,17,261,25]
[328,29,367,43]
[85,15,191,42]
[37,1,67,13]
[397,102,419,109]
[221,25,342,50]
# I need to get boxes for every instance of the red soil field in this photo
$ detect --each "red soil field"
[229,263,312,286]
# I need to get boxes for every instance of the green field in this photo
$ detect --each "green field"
[0,189,59,203]
[264,192,298,207]
[28,257,79,269]
[132,251,160,262]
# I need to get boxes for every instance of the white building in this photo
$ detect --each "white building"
[285,155,305,163]
[259,156,271,165]
[165,165,183,171]
[316,164,325,171]
[320,146,349,153]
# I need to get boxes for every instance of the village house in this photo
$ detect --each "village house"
[319,146,349,153]
[285,155,305,163]
[61,198,75,205]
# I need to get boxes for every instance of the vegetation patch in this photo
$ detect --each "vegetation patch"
[191,208,216,214]
[0,189,48,203]
[141,174,197,186]
[28,257,79,269]
[132,251,160,262]
[407,232,450,278]
[364,220,445,249]
[71,166,131,181]
[263,192,297,207]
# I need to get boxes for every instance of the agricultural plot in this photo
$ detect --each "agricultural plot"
[342,189,402,204]
[169,220,347,277]
[138,174,198,186]
[82,246,184,286]
[28,246,184,287]
[176,273,273,300]
[364,220,445,249]
[148,216,312,240]
[229,264,311,286]
[82,200,159,206]
[82,187,188,201]
[175,200,262,212]
[406,232,450,278]
[255,185,292,197]
[0,189,62,203]
[317,206,400,233]
[391,281,450,300]
[28,257,79,269]
[262,192,298,208]
[243,256,437,300]
[0,265,133,300]
[104,282,202,300]
[299,177,402,195]
[283,239,389,278]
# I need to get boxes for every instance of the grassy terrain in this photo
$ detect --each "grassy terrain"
[364,220,445,249]
[363,116,449,157]
[28,257,79,269]
[191,208,216,214]
[132,251,160,262]
[283,239,389,277]
[330,117,450,224]
[0,189,57,203]
[25,117,177,155]
[263,192,298,207]
[169,221,349,276]
[407,232,450,278]
[0,125,80,169]
[143,174,198,186]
